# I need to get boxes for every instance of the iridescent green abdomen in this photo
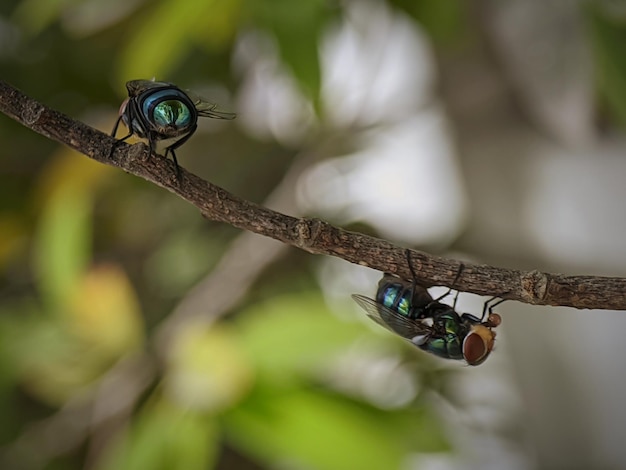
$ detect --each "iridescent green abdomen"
[375,275,434,320]
[377,282,413,317]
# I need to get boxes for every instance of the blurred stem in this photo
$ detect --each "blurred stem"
[1,79,625,310]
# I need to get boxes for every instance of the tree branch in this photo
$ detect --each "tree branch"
[1,79,624,310]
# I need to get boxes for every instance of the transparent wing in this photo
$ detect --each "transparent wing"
[187,91,236,120]
[126,79,172,95]
[351,294,432,340]
[194,101,236,120]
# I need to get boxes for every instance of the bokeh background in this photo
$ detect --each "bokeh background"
[1,0,626,469]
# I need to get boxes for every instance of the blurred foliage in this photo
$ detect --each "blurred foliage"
[587,2,626,128]
[390,0,466,44]
[1,0,626,468]
[115,0,242,82]
[98,399,219,470]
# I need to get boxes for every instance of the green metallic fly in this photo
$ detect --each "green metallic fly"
[352,251,503,365]
[111,79,235,177]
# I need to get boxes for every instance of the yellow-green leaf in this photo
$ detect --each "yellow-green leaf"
[33,186,92,309]
[68,264,145,357]
[98,399,218,470]
[225,387,448,470]
[117,0,241,82]
[164,323,254,412]
[235,293,369,377]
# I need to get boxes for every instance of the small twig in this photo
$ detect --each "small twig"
[1,79,625,310]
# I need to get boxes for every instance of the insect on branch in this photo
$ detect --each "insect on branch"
[1,79,625,310]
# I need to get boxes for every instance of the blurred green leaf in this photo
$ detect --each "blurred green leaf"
[367,404,450,454]
[224,386,448,470]
[0,299,44,385]
[6,312,104,405]
[117,0,241,81]
[247,0,333,108]
[0,302,41,441]
[0,214,26,271]
[33,186,91,310]
[390,0,466,44]
[587,4,626,128]
[98,399,218,470]
[164,323,253,412]
[32,150,114,310]
[0,264,142,406]
[68,264,144,357]
[235,293,368,378]
[189,0,243,50]
[12,0,75,35]
[143,228,222,298]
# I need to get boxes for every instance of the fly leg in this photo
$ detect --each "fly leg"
[110,115,133,156]
[111,115,128,139]
[146,133,158,162]
[405,249,419,305]
[143,132,181,182]
[431,262,464,304]
[480,297,506,325]
[405,249,464,308]
[164,124,197,182]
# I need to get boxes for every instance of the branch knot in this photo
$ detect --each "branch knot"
[520,270,548,304]
[292,218,323,251]
[23,102,43,125]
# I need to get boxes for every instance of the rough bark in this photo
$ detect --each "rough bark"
[1,79,624,310]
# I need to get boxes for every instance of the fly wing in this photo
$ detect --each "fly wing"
[126,79,173,96]
[351,294,432,340]
[186,90,236,120]
[195,102,236,120]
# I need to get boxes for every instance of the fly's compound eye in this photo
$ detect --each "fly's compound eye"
[462,326,496,366]
[152,100,192,127]
[141,89,194,129]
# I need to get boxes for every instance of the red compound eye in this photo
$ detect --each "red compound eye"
[463,323,498,366]
[463,332,489,365]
